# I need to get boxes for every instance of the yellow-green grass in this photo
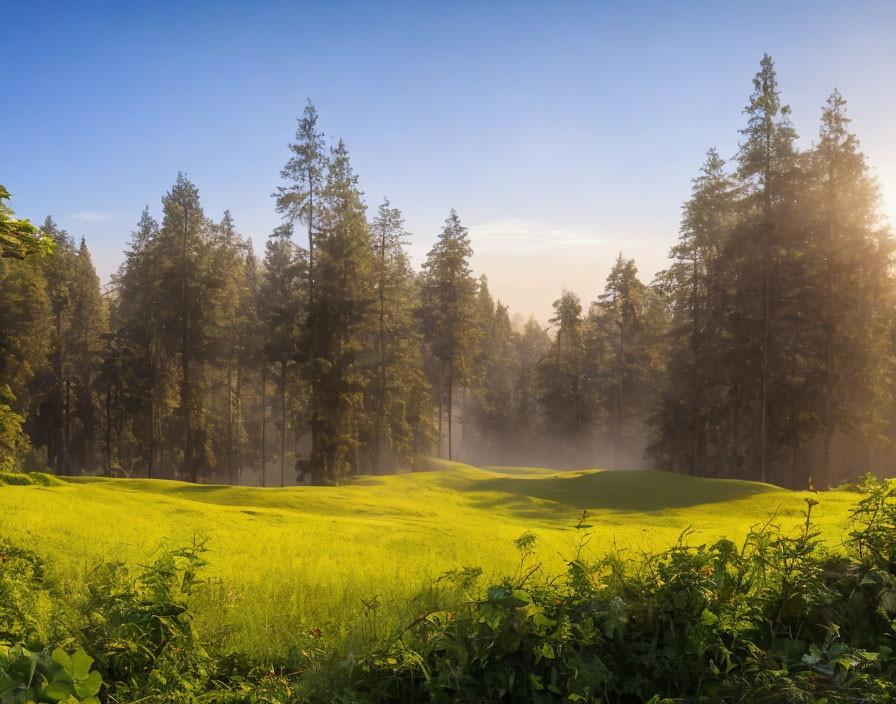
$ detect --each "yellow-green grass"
[0,462,860,659]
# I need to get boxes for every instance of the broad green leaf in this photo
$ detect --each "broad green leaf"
[75,670,103,699]
[71,649,94,680]
[43,680,75,701]
[51,648,72,671]
[532,612,557,628]
[700,610,718,626]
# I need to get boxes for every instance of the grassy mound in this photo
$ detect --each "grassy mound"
[0,463,859,659]
[0,471,64,486]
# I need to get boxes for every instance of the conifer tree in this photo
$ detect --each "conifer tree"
[470,277,520,457]
[276,101,327,470]
[0,189,52,471]
[310,140,373,481]
[67,238,107,472]
[40,217,78,474]
[368,199,432,472]
[258,224,305,486]
[654,149,735,474]
[734,53,800,483]
[420,210,478,461]
[807,89,893,486]
[588,256,666,468]
[537,290,586,451]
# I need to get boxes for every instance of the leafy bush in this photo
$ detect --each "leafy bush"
[350,491,896,703]
[1,483,896,702]
[0,645,103,704]
[74,540,216,702]
[0,541,56,648]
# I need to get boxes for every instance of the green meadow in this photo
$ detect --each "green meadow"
[0,463,859,660]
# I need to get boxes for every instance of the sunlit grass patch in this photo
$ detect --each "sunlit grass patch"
[0,463,859,659]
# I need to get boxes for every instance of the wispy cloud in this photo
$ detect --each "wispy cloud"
[66,211,114,223]
[468,217,603,253]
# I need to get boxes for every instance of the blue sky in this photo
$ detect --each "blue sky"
[5,1,895,321]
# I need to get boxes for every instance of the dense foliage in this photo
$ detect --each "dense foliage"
[1,479,894,702]
[1,53,894,487]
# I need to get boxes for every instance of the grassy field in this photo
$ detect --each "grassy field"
[0,461,861,660]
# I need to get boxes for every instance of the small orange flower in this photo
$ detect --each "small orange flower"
[555,600,565,606]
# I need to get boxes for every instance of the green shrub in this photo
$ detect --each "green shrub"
[0,541,56,649]
[1,484,895,702]
[0,645,103,704]
[74,541,216,702]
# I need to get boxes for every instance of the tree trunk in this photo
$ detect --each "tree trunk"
[759,133,773,485]
[375,219,386,474]
[236,354,243,485]
[55,312,64,475]
[307,175,318,480]
[692,235,700,476]
[447,355,454,462]
[823,216,834,490]
[438,360,444,459]
[64,377,71,475]
[760,225,770,484]
[228,359,234,484]
[105,388,112,477]
[260,365,266,488]
[615,316,624,470]
[281,359,287,487]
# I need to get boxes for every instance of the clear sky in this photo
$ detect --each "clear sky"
[5,1,895,322]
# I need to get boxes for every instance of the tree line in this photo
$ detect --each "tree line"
[1,55,893,487]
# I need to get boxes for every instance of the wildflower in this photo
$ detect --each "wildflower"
[311,628,323,638]
[555,599,565,606]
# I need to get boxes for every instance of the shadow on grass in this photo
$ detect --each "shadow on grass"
[469,470,779,515]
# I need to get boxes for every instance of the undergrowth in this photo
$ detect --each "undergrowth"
[1,482,895,703]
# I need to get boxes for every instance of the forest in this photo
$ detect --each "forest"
[2,54,894,490]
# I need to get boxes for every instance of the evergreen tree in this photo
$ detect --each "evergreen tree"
[734,53,800,483]
[420,209,478,461]
[368,199,433,472]
[105,207,173,478]
[0,189,52,471]
[512,316,551,459]
[258,224,305,486]
[39,217,78,474]
[807,89,893,486]
[67,238,107,472]
[469,277,520,458]
[276,101,327,472]
[537,290,586,452]
[653,149,735,474]
[588,256,667,469]
[153,174,243,482]
[309,140,373,481]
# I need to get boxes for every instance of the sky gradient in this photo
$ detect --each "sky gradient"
[5,1,896,322]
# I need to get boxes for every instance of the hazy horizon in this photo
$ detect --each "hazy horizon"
[6,0,896,322]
